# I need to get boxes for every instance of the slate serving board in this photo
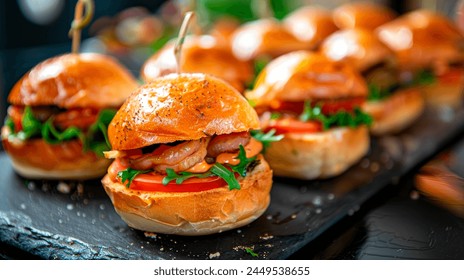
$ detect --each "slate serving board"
[1,104,463,260]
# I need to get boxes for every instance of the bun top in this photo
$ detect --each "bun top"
[333,2,396,30]
[231,18,309,61]
[283,6,338,49]
[141,35,253,92]
[321,28,393,72]
[109,73,260,150]
[376,10,464,71]
[246,51,367,106]
[8,53,138,109]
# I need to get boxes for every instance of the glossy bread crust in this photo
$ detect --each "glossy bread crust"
[141,36,253,92]
[333,2,396,30]
[246,51,368,106]
[231,18,310,61]
[108,73,260,150]
[8,53,138,109]
[321,28,393,72]
[283,6,338,49]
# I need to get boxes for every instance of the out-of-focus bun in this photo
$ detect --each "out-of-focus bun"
[8,53,138,109]
[333,2,396,30]
[141,35,253,92]
[283,6,338,49]
[246,51,367,106]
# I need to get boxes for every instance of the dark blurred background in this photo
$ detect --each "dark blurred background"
[0,0,461,123]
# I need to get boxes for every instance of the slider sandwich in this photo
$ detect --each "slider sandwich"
[321,28,424,135]
[102,73,273,235]
[1,53,138,179]
[246,51,372,180]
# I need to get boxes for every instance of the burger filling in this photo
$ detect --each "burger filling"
[107,132,265,191]
[258,98,372,135]
[3,105,116,156]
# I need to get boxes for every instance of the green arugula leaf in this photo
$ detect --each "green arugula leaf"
[250,129,283,151]
[228,145,256,177]
[117,168,152,188]
[162,168,213,185]
[414,69,436,86]
[41,118,85,144]
[85,109,117,156]
[4,117,15,132]
[17,106,42,140]
[210,163,241,190]
[299,102,372,130]
[245,247,258,257]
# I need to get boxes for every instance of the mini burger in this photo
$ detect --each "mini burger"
[102,73,272,235]
[141,35,253,93]
[321,28,424,135]
[376,10,464,107]
[246,51,372,180]
[333,1,396,30]
[230,18,310,62]
[1,53,138,180]
[283,6,338,50]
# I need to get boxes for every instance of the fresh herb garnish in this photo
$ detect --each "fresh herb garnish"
[245,247,258,257]
[299,101,372,130]
[17,106,42,140]
[367,83,396,101]
[8,106,116,157]
[117,168,152,188]
[270,112,281,120]
[414,69,436,86]
[251,129,283,152]
[4,117,15,133]
[161,145,256,190]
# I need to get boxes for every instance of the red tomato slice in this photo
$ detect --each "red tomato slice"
[267,118,322,134]
[131,173,227,192]
[438,68,464,85]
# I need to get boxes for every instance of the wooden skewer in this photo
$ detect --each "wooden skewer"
[253,0,274,19]
[69,0,95,54]
[174,11,196,74]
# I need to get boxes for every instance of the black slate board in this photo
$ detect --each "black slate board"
[1,104,464,260]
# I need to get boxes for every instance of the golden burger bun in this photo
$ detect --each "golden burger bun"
[246,51,368,107]
[362,88,424,135]
[8,53,138,109]
[283,6,338,49]
[2,53,138,179]
[141,35,253,92]
[265,126,369,180]
[320,28,393,72]
[231,18,310,61]
[109,73,260,150]
[102,154,272,235]
[103,73,272,235]
[333,2,396,30]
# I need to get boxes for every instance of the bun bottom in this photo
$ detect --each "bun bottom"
[102,155,273,236]
[420,81,463,108]
[264,126,369,180]
[2,127,110,180]
[362,88,424,135]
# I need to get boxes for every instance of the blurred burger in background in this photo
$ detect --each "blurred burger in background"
[246,51,372,180]
[283,6,338,50]
[1,53,138,179]
[321,28,424,135]
[333,1,397,30]
[376,9,464,107]
[141,34,253,93]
